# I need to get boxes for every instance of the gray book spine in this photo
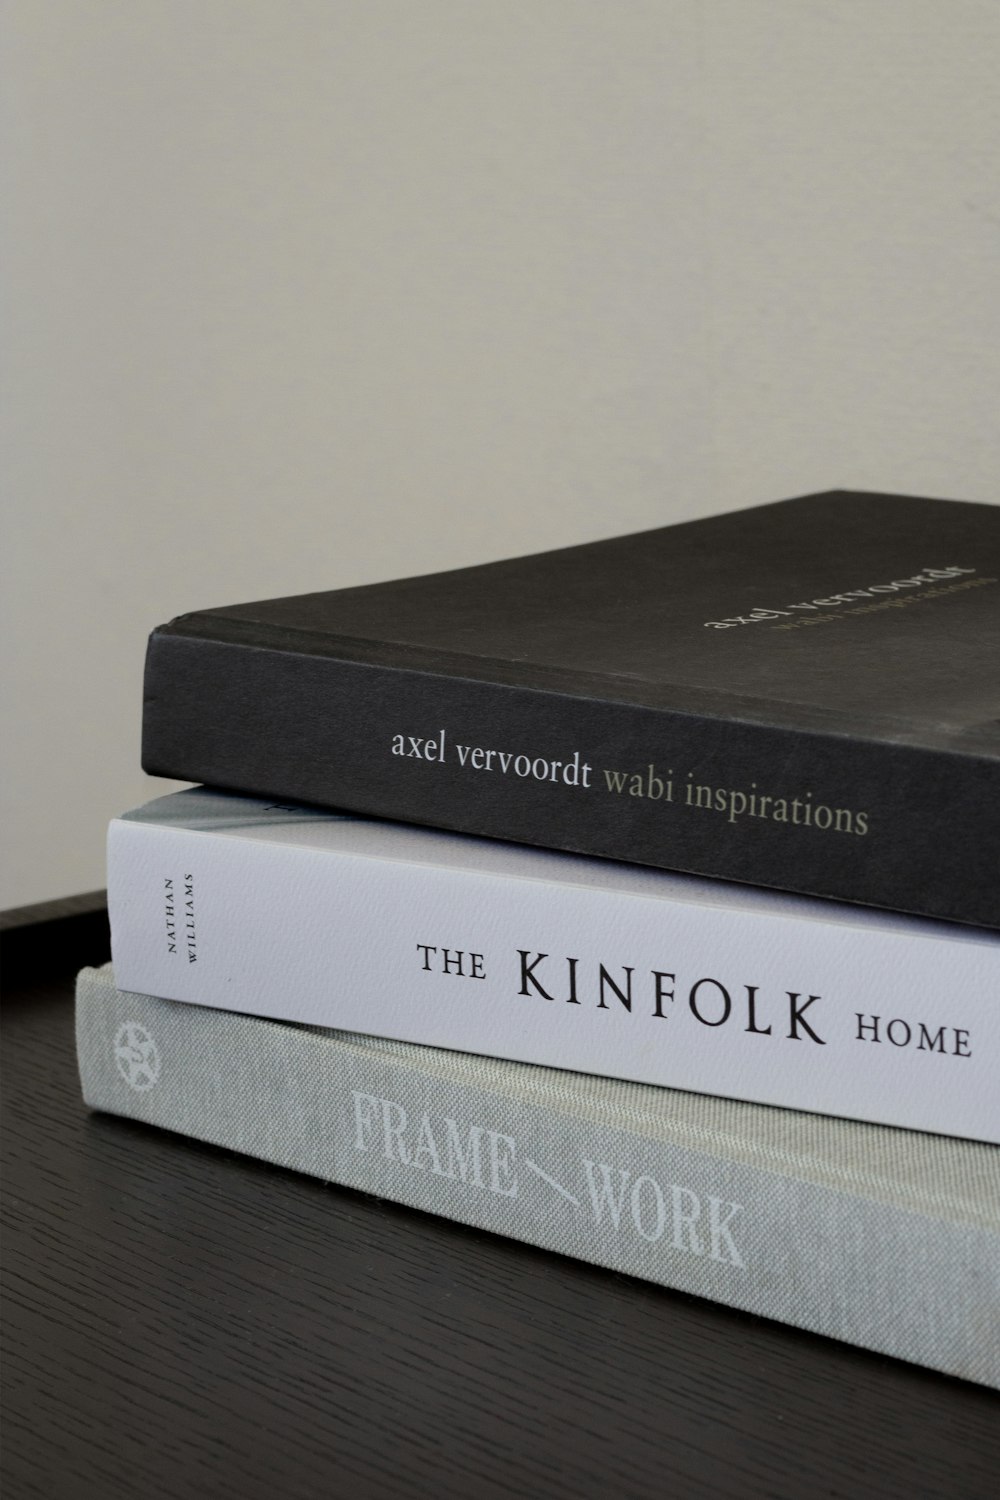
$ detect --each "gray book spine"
[76,966,1000,1388]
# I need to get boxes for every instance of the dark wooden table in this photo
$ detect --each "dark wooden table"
[2,903,998,1499]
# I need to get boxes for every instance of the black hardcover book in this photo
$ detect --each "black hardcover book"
[143,490,1000,927]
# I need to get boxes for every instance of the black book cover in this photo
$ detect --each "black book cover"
[143,490,1000,927]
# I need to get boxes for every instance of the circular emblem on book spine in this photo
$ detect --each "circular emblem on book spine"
[114,1023,161,1092]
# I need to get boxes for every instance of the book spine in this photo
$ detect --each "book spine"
[107,812,1000,1143]
[141,630,1000,929]
[76,970,1000,1389]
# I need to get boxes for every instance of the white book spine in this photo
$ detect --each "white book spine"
[108,805,1000,1143]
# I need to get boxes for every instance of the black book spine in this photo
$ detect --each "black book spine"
[142,629,1000,928]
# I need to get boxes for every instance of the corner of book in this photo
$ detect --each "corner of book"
[74,965,99,1108]
[143,623,167,658]
[74,964,120,1109]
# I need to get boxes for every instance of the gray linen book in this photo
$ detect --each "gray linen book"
[77,964,1000,1387]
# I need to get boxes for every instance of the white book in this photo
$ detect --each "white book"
[108,788,1000,1144]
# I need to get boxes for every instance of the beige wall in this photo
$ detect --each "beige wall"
[3,1,998,908]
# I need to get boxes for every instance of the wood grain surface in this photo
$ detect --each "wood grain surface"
[2,924,998,1499]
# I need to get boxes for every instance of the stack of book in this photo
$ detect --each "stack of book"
[76,489,1000,1387]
